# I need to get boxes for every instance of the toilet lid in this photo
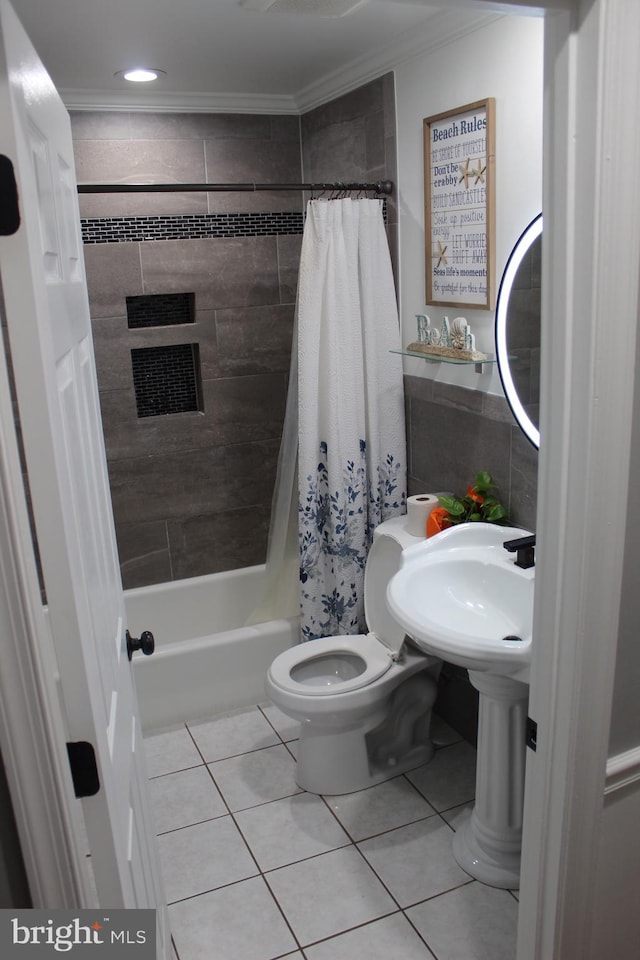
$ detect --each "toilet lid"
[267,633,394,697]
[364,534,407,657]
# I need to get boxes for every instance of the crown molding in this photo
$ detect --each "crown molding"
[60,89,300,114]
[293,9,503,113]
[60,9,502,116]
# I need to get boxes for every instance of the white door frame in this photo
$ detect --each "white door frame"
[519,1,640,956]
[0,0,637,954]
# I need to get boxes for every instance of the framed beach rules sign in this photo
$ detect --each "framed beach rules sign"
[424,98,496,309]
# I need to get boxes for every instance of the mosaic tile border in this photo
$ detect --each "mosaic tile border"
[81,211,305,244]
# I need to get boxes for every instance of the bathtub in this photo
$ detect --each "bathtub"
[125,565,299,732]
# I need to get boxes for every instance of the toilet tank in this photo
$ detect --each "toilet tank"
[365,515,426,655]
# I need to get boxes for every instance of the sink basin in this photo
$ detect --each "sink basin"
[387,522,534,678]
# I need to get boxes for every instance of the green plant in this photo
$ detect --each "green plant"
[438,471,509,526]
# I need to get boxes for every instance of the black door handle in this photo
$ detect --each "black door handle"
[126,629,155,661]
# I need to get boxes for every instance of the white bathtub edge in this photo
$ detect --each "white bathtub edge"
[132,617,298,732]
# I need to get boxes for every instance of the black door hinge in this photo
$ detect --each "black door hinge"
[526,717,538,752]
[66,741,100,798]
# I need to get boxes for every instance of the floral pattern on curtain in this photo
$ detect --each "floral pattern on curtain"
[299,440,404,640]
[297,198,407,641]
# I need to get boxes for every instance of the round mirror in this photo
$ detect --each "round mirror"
[495,214,542,448]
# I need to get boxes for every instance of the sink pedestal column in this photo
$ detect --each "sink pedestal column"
[452,671,528,889]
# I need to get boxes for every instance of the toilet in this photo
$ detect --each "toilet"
[265,515,441,795]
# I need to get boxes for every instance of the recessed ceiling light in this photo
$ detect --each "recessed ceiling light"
[115,69,166,83]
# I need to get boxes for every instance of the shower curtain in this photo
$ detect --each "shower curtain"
[297,197,406,640]
[251,197,406,639]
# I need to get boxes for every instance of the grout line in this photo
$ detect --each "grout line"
[402,907,443,960]
[165,872,261,908]
[351,840,405,913]
[152,704,503,959]
[147,760,203,781]
[260,872,304,955]
[293,909,402,954]
[400,876,476,914]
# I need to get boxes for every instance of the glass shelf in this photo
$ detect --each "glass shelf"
[391,348,498,372]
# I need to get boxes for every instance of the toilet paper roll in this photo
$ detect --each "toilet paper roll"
[406,494,440,537]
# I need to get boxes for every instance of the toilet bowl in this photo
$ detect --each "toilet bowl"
[265,515,441,795]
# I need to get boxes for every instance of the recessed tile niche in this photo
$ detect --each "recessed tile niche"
[126,292,194,329]
[131,343,201,418]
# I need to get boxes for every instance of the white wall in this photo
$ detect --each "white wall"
[394,15,544,394]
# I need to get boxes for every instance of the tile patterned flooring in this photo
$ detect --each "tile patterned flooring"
[144,704,519,960]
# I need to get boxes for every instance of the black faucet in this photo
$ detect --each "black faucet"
[503,534,536,569]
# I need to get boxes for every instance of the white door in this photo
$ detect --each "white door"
[0,1,169,951]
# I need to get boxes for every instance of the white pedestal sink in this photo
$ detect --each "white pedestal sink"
[387,522,534,889]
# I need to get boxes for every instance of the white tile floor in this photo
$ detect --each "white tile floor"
[144,704,519,960]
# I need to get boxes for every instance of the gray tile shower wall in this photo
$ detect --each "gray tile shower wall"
[404,374,538,533]
[301,73,398,281]
[74,77,398,590]
[73,111,302,587]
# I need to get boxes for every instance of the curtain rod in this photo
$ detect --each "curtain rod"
[76,179,393,196]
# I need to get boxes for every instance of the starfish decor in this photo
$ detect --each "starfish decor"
[458,157,471,188]
[471,160,486,184]
[435,241,448,268]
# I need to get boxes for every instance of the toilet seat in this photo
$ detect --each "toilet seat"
[268,531,414,698]
[267,633,394,696]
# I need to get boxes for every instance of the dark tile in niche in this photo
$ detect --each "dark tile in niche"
[126,292,195,329]
[131,343,201,419]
